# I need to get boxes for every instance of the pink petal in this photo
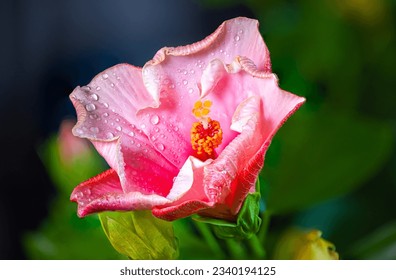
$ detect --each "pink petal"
[156,64,305,220]
[70,64,180,194]
[152,156,214,220]
[137,17,271,167]
[71,169,172,217]
[211,73,305,215]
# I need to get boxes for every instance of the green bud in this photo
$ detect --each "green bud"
[273,228,339,260]
[194,192,262,240]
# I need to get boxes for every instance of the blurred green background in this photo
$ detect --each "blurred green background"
[14,0,396,259]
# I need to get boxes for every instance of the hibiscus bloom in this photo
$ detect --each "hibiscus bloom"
[70,17,305,221]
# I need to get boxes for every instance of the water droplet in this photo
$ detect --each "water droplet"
[150,114,159,125]
[160,134,165,138]
[174,126,179,132]
[154,127,159,132]
[90,93,99,101]
[90,127,99,133]
[106,132,114,139]
[76,191,83,199]
[182,70,188,75]
[96,86,101,91]
[116,126,122,131]
[89,114,98,120]
[190,69,195,74]
[110,83,115,87]
[116,118,120,122]
[156,143,165,151]
[169,84,175,89]
[234,35,240,41]
[103,102,109,108]
[151,135,157,141]
[220,49,223,53]
[102,73,109,79]
[116,76,120,80]
[85,103,96,112]
[140,124,146,129]
[188,88,194,94]
[143,149,148,153]
[75,128,83,135]
[103,112,109,117]
[85,189,91,195]
[182,80,188,85]
[104,119,108,124]
[238,29,243,34]
[128,131,135,137]
[137,143,141,148]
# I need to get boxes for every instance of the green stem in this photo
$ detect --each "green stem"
[225,239,247,260]
[193,220,225,259]
[248,234,266,259]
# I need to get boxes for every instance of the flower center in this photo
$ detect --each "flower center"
[190,100,223,157]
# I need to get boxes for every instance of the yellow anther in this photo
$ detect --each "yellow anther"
[194,100,203,109]
[192,99,213,120]
[201,108,210,116]
[203,100,212,108]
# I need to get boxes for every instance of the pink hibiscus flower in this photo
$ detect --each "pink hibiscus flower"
[69,17,305,221]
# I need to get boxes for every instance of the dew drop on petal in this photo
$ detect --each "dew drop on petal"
[90,127,99,133]
[102,73,109,79]
[128,131,135,137]
[96,86,101,91]
[182,80,188,85]
[141,124,146,129]
[150,114,159,125]
[188,88,194,94]
[103,102,109,108]
[174,126,179,132]
[137,143,141,147]
[154,127,159,132]
[234,35,240,42]
[156,143,165,151]
[116,126,122,131]
[110,83,115,87]
[89,114,98,120]
[75,128,83,135]
[90,93,99,101]
[103,112,109,117]
[85,103,96,112]
[106,132,114,139]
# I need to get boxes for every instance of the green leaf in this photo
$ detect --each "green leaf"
[99,211,178,260]
[263,110,393,214]
[348,221,396,260]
